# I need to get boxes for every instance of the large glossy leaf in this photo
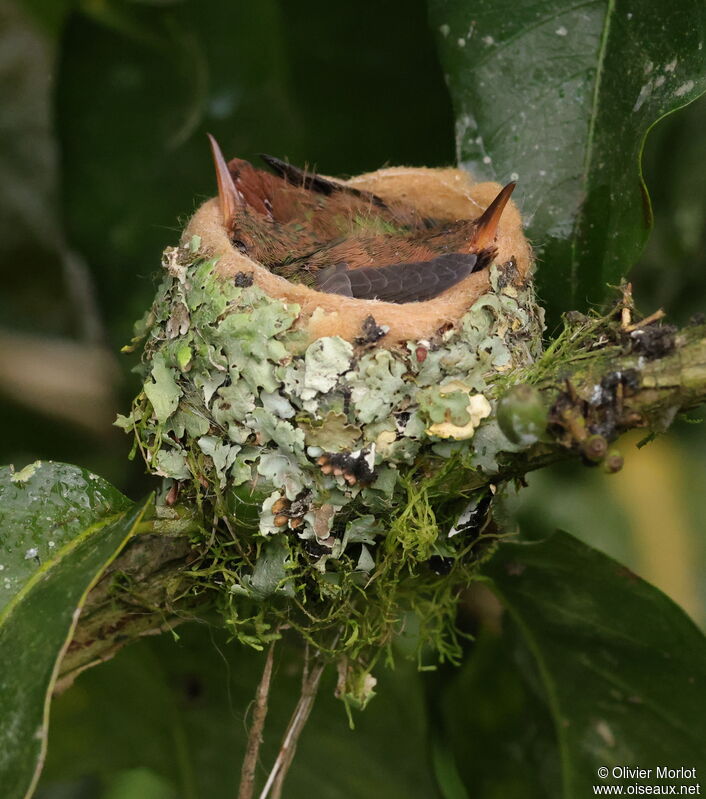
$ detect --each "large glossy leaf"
[0,462,149,799]
[439,626,560,799]
[430,0,706,316]
[39,624,440,799]
[470,531,706,796]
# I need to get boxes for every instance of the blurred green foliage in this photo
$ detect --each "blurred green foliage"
[1,2,705,797]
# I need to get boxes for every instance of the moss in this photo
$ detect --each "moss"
[119,242,544,687]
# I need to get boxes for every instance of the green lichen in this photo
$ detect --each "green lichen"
[120,242,544,689]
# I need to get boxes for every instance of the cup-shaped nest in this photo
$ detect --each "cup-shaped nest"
[120,162,543,674]
[185,166,533,345]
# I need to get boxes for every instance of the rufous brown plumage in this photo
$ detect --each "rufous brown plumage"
[207,134,515,304]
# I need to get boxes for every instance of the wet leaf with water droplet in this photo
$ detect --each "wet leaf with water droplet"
[430,0,706,318]
[0,461,150,799]
[0,462,132,611]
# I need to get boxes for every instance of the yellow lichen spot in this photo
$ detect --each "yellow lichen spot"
[375,429,398,457]
[427,386,492,440]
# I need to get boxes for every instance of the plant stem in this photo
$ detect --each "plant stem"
[258,647,328,799]
[238,640,277,799]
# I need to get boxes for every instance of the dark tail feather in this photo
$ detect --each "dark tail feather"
[316,251,491,303]
[316,263,354,296]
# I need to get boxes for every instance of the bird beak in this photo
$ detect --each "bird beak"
[471,182,516,249]
[207,133,242,230]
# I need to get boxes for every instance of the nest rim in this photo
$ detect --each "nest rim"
[183,166,532,346]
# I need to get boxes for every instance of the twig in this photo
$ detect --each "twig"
[238,641,277,799]
[269,644,316,799]
[258,647,328,799]
[620,281,633,329]
[624,308,666,332]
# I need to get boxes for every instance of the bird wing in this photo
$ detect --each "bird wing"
[316,263,354,296]
[315,251,491,303]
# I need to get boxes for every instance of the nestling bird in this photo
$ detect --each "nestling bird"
[208,134,516,304]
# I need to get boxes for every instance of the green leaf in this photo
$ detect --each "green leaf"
[430,0,706,316]
[479,531,706,795]
[40,625,440,799]
[102,768,176,799]
[439,627,560,799]
[0,461,132,611]
[0,461,150,799]
[638,97,706,320]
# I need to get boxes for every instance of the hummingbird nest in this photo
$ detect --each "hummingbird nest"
[119,162,543,706]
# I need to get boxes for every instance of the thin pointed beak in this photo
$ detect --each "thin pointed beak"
[207,133,242,230]
[471,182,516,249]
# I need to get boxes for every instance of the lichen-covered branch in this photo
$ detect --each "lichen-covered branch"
[487,317,706,489]
[57,518,200,688]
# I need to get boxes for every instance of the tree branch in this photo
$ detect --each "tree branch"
[495,320,706,485]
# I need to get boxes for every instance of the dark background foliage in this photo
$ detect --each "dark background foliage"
[1,1,705,797]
